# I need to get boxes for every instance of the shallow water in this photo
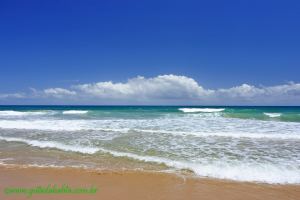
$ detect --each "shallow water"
[0,106,300,184]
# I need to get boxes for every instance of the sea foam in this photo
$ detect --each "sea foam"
[70,148,300,184]
[179,108,225,113]
[2,136,299,184]
[1,107,300,184]
[264,112,282,118]
[62,110,88,115]
[0,118,300,140]
[0,111,48,116]
[0,136,98,154]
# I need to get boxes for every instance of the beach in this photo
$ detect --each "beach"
[0,106,300,199]
[1,165,300,200]
[2,0,300,198]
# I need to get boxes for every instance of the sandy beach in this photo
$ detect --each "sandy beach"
[0,165,299,200]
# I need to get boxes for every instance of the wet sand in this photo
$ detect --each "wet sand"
[0,165,299,200]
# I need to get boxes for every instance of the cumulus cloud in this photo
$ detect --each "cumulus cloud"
[265,82,300,96]
[217,84,264,99]
[43,88,77,98]
[1,75,300,105]
[73,75,213,100]
[215,82,300,104]
[0,93,25,99]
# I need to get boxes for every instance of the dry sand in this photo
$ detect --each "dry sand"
[0,165,299,200]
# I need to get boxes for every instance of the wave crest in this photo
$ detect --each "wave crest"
[0,111,48,116]
[62,110,88,115]
[179,108,225,113]
[0,136,98,154]
[2,136,299,184]
[264,112,282,118]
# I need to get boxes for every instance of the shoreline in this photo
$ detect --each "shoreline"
[0,165,299,200]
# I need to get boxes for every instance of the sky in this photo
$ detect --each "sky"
[0,0,300,105]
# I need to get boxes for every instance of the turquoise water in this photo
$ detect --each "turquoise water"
[0,106,300,184]
[0,105,300,121]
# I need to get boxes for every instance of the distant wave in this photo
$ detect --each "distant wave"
[264,112,282,118]
[179,108,225,113]
[0,136,98,154]
[0,110,49,116]
[62,110,88,115]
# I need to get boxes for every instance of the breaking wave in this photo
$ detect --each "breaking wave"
[0,111,49,116]
[179,108,225,113]
[264,112,282,118]
[0,136,98,154]
[62,110,89,115]
[1,136,299,184]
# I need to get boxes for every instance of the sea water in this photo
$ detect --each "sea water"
[0,106,299,184]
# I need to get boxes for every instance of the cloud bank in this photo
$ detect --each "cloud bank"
[1,75,300,105]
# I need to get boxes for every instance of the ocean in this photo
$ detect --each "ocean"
[0,106,300,184]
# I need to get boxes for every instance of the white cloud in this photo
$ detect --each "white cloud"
[73,75,213,100]
[217,84,264,99]
[0,93,25,99]
[265,82,300,96]
[1,75,300,105]
[43,88,77,98]
[214,82,300,104]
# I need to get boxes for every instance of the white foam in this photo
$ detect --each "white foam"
[0,111,48,116]
[0,118,300,140]
[134,129,300,140]
[179,108,225,113]
[62,110,88,115]
[0,120,129,132]
[264,113,282,118]
[190,162,300,184]
[0,136,98,154]
[1,136,300,184]
[91,148,300,184]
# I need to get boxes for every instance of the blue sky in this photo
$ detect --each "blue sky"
[0,0,300,105]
